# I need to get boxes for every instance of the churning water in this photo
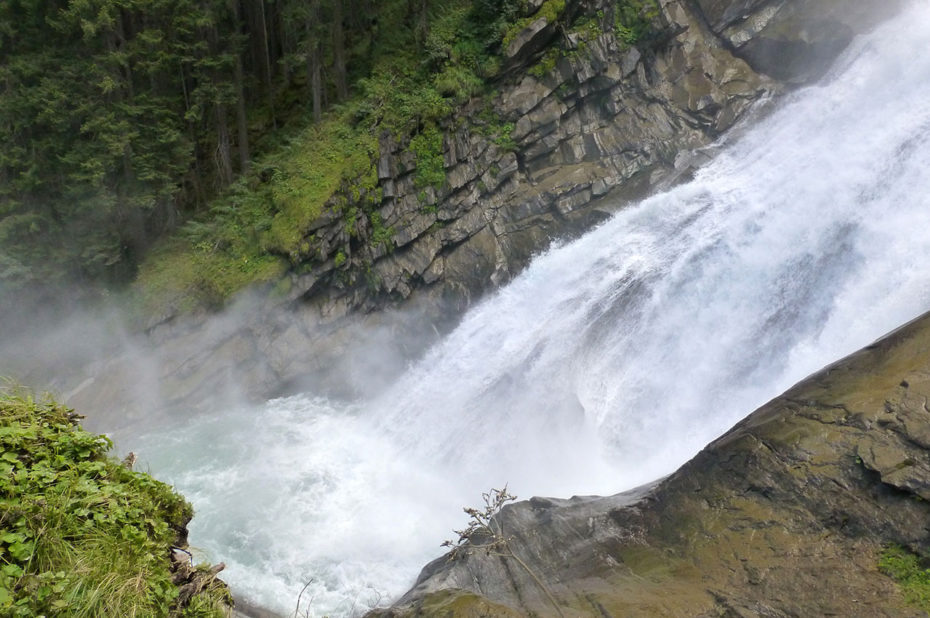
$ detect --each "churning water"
[139,4,930,615]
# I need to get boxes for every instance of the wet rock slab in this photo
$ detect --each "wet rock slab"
[372,310,930,617]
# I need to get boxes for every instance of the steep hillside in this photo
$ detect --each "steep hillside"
[133,0,898,323]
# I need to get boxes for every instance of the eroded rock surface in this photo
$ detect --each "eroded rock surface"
[371,310,930,617]
[695,0,903,83]
[292,0,774,320]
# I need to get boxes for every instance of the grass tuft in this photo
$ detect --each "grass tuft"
[879,545,930,611]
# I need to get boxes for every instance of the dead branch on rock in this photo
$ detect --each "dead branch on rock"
[442,486,564,617]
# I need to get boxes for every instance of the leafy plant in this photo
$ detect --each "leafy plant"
[409,124,447,190]
[528,48,560,78]
[0,386,229,617]
[369,212,395,251]
[615,0,661,46]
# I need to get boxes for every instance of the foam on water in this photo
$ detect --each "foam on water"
[138,4,930,614]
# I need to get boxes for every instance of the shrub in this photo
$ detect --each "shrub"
[443,486,564,617]
[615,0,661,46]
[410,124,447,190]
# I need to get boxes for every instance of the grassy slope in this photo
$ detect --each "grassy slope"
[0,388,229,617]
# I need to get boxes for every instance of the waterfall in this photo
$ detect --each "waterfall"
[138,4,930,615]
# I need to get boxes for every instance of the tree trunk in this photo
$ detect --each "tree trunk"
[306,0,323,122]
[229,0,250,172]
[332,0,348,101]
[234,54,250,172]
[308,41,322,122]
[214,103,234,187]
[418,0,429,49]
[179,62,206,208]
[257,0,277,128]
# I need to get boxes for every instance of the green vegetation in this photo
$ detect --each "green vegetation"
[0,387,229,617]
[526,0,659,78]
[370,212,395,251]
[133,0,542,313]
[474,101,516,152]
[615,0,661,45]
[410,124,447,190]
[502,0,566,49]
[2,0,666,316]
[879,545,930,612]
[133,103,379,314]
[267,122,379,256]
[529,48,561,78]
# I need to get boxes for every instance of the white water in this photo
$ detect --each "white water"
[139,4,930,615]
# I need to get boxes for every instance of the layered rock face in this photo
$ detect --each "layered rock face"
[371,309,930,617]
[290,0,900,320]
[290,0,771,319]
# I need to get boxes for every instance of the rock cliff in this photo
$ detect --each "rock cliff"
[369,307,930,617]
[288,0,771,320]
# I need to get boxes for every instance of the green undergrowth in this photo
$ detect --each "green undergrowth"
[133,113,377,317]
[266,120,380,255]
[0,387,228,617]
[134,238,287,317]
[615,0,662,45]
[879,545,930,612]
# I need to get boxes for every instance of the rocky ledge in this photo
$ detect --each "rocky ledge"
[371,310,930,616]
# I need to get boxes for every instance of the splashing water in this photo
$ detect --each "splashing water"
[139,4,930,615]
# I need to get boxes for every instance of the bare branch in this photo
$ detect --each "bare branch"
[441,486,565,617]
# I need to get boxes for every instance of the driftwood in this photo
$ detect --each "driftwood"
[169,544,230,615]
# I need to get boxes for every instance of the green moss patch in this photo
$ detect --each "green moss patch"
[879,545,930,612]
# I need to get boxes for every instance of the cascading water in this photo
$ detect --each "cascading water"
[137,4,930,615]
